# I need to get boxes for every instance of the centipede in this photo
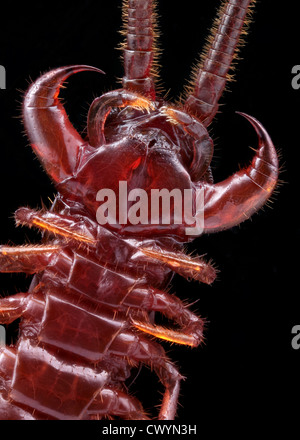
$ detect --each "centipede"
[0,0,278,420]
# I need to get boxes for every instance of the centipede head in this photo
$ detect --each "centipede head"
[22,0,278,241]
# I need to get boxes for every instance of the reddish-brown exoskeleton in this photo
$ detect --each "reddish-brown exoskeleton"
[0,0,278,420]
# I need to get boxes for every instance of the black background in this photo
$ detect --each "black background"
[0,0,298,425]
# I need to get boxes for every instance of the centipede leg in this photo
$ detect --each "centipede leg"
[128,287,204,347]
[109,330,183,420]
[157,362,181,420]
[0,245,60,274]
[84,387,149,420]
[15,207,96,245]
[0,292,29,324]
[128,289,206,417]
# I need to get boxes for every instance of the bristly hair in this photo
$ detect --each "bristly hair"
[118,0,163,93]
[180,0,257,104]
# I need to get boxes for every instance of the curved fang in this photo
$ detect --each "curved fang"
[200,113,279,233]
[87,90,154,147]
[23,65,104,184]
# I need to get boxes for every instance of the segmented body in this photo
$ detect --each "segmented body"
[0,205,180,420]
[0,0,278,420]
